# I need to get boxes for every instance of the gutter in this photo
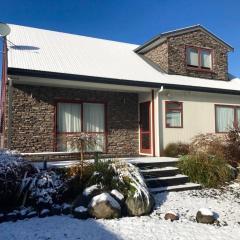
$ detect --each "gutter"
[8,67,240,96]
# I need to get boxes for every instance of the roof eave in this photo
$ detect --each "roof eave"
[8,67,240,96]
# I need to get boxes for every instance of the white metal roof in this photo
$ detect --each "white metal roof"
[6,24,240,92]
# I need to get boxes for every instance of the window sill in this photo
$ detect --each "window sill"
[186,66,214,73]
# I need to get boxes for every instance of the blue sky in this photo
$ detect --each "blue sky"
[1,0,240,76]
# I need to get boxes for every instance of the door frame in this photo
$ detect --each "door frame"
[139,101,152,154]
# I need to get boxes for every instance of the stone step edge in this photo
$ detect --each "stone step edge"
[140,166,178,173]
[145,174,188,181]
[149,182,201,193]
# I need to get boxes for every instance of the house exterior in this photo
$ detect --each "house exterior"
[1,24,240,157]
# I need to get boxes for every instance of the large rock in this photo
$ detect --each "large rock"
[126,193,154,216]
[110,189,125,204]
[73,206,89,219]
[88,193,121,219]
[196,208,215,224]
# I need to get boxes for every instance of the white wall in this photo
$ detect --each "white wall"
[159,90,240,152]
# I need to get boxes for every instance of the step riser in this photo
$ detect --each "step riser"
[146,177,189,188]
[142,169,179,178]
[136,161,178,169]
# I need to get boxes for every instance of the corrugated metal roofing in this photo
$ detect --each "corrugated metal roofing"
[6,24,240,92]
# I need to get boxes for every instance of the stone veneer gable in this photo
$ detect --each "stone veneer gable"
[4,85,139,157]
[143,29,229,81]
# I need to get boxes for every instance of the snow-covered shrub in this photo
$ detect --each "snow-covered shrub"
[25,171,67,210]
[178,153,232,188]
[0,150,36,209]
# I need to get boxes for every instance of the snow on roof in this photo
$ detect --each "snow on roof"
[6,24,240,93]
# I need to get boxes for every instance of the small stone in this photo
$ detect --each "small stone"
[26,211,37,219]
[73,206,89,219]
[51,204,62,216]
[196,208,215,224]
[39,209,50,218]
[0,213,5,223]
[164,211,179,221]
[62,203,72,215]
[6,212,17,222]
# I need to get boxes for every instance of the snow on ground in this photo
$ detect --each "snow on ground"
[1,183,240,240]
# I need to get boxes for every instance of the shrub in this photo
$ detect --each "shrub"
[23,170,67,210]
[178,153,232,188]
[190,133,226,159]
[0,150,36,210]
[225,127,240,167]
[164,142,189,157]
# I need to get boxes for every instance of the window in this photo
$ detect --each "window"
[165,101,183,128]
[186,47,212,70]
[57,102,105,152]
[215,105,240,133]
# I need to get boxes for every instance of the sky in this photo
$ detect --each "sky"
[1,0,240,77]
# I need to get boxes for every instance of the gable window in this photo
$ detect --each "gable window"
[165,101,183,128]
[215,105,240,133]
[186,47,212,70]
[57,102,106,152]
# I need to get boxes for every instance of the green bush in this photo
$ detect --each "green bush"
[164,142,189,157]
[178,153,232,188]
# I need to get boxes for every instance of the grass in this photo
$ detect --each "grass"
[178,153,232,188]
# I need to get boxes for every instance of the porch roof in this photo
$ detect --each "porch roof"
[6,24,240,95]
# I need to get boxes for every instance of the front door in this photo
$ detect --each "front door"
[139,101,151,154]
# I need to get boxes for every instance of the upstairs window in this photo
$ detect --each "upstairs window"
[166,101,183,128]
[186,47,212,70]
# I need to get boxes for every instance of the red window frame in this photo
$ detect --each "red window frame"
[186,46,213,72]
[215,104,240,133]
[54,100,108,152]
[165,101,183,128]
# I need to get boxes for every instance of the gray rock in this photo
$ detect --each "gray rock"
[88,193,121,219]
[6,212,17,222]
[51,204,62,216]
[39,209,50,218]
[62,203,72,215]
[73,206,89,219]
[196,208,215,224]
[126,193,154,216]
[110,189,125,204]
[0,213,5,223]
[226,164,238,179]
[26,211,37,218]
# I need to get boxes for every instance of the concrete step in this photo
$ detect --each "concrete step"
[140,166,179,178]
[134,158,179,169]
[146,174,189,187]
[150,182,202,194]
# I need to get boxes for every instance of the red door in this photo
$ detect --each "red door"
[139,101,151,154]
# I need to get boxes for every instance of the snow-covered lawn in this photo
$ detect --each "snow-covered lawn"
[1,182,240,240]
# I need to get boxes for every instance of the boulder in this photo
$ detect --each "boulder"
[110,189,124,204]
[73,184,103,208]
[5,212,18,222]
[226,164,238,179]
[19,208,30,220]
[73,206,89,219]
[196,208,215,224]
[0,213,5,223]
[125,193,154,216]
[88,193,121,219]
[164,211,179,221]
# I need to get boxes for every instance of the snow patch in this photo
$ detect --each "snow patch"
[75,206,88,213]
[198,208,214,216]
[89,193,121,210]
